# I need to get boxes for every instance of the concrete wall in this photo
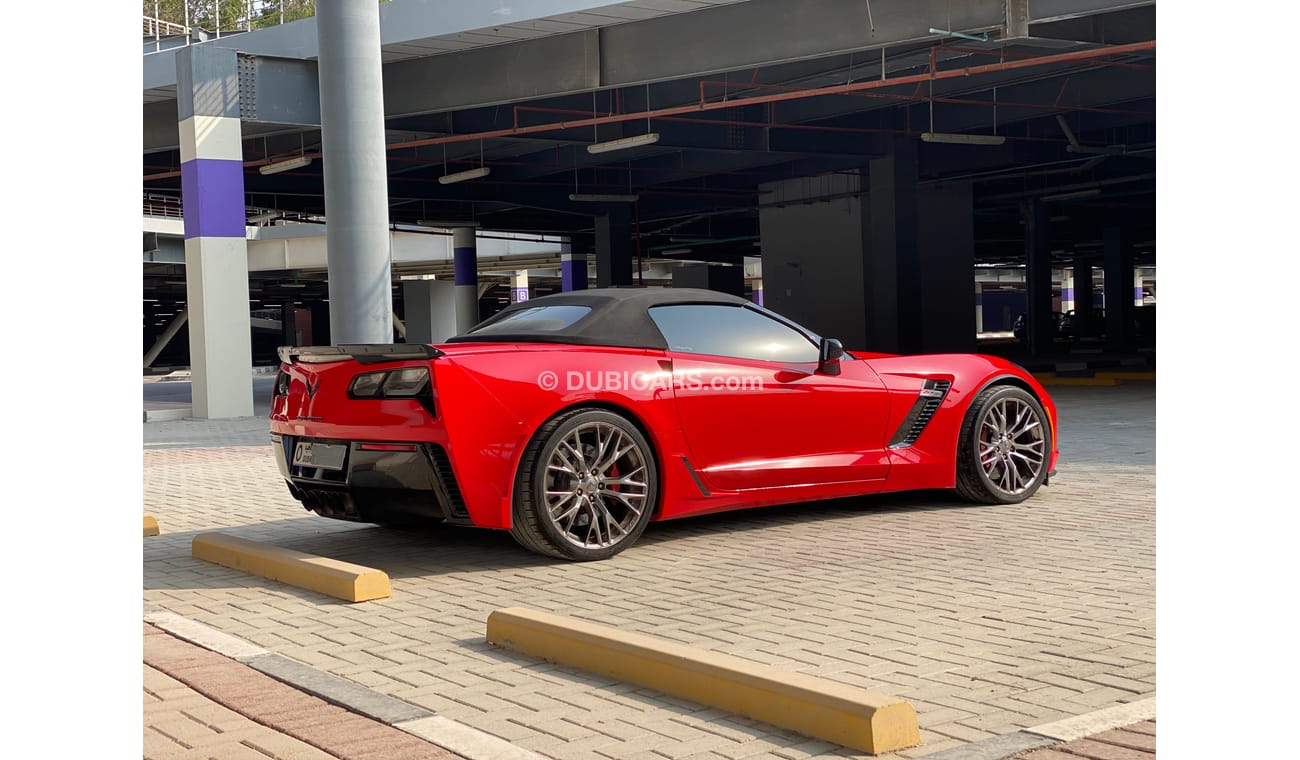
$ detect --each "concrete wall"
[758,174,868,350]
[402,279,458,344]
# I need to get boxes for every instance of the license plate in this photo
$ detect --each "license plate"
[292,441,347,470]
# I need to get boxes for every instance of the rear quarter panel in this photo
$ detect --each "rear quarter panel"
[433,344,691,529]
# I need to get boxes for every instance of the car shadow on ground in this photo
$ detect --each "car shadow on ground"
[143,490,987,603]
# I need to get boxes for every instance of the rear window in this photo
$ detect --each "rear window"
[469,305,592,335]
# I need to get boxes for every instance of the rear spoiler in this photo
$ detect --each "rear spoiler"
[277,344,444,365]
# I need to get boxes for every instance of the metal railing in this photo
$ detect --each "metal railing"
[144,2,323,53]
[144,193,184,219]
[143,16,189,37]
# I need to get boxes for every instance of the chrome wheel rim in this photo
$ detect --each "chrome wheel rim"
[542,422,649,550]
[977,397,1046,496]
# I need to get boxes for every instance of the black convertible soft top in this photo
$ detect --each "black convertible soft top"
[445,287,752,350]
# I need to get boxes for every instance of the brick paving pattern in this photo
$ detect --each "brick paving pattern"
[144,384,1155,759]
[146,663,340,760]
[1017,721,1155,759]
[145,623,461,760]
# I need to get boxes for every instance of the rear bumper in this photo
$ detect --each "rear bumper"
[272,434,470,523]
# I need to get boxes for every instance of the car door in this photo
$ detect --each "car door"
[648,303,892,492]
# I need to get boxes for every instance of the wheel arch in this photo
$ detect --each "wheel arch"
[509,399,667,519]
[967,374,1054,446]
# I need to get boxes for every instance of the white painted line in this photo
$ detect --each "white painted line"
[1024,697,1156,741]
[144,610,269,661]
[396,715,547,760]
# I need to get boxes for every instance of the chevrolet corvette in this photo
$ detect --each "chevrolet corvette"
[270,288,1058,560]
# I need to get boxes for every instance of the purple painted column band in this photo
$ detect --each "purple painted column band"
[181,159,247,239]
[1134,287,1144,301]
[453,247,477,286]
[561,257,587,291]
[1062,287,1074,300]
[751,288,764,307]
[975,292,983,305]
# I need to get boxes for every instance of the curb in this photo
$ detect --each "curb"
[142,605,546,760]
[487,606,919,755]
[144,407,191,422]
[191,532,392,603]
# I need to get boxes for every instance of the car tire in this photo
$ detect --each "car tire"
[509,408,658,561]
[955,384,1050,504]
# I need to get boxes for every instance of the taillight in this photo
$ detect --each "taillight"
[382,368,430,396]
[274,370,290,397]
[348,367,430,399]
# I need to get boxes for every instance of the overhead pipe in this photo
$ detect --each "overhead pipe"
[939,45,1155,72]
[383,41,1154,154]
[145,41,1155,183]
[694,81,1153,118]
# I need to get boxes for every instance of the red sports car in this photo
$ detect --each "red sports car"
[270,288,1058,560]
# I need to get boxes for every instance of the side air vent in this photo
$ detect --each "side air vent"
[888,379,953,448]
[427,444,469,520]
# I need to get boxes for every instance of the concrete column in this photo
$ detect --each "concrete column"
[175,44,253,418]
[1021,198,1053,357]
[279,299,298,347]
[511,271,531,302]
[974,283,984,334]
[915,181,975,353]
[1072,257,1095,339]
[866,140,919,354]
[751,278,763,306]
[316,0,393,344]
[310,302,331,346]
[452,227,479,332]
[595,208,634,287]
[402,279,457,344]
[1104,226,1135,351]
[561,251,588,292]
[759,164,972,354]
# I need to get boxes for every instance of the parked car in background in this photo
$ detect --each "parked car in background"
[1012,311,1064,343]
[1012,307,1155,347]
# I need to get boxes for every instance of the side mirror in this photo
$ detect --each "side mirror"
[818,338,844,376]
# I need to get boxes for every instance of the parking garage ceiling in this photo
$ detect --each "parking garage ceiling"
[143,0,1156,288]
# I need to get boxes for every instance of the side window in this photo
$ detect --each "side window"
[649,304,820,363]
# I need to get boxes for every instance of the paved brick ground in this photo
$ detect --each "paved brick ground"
[143,383,1154,759]
[1016,721,1155,759]
[146,662,340,760]
[145,623,461,760]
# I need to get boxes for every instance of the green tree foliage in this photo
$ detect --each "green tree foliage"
[144,1,319,33]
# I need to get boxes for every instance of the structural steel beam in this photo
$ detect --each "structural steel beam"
[146,0,1149,152]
